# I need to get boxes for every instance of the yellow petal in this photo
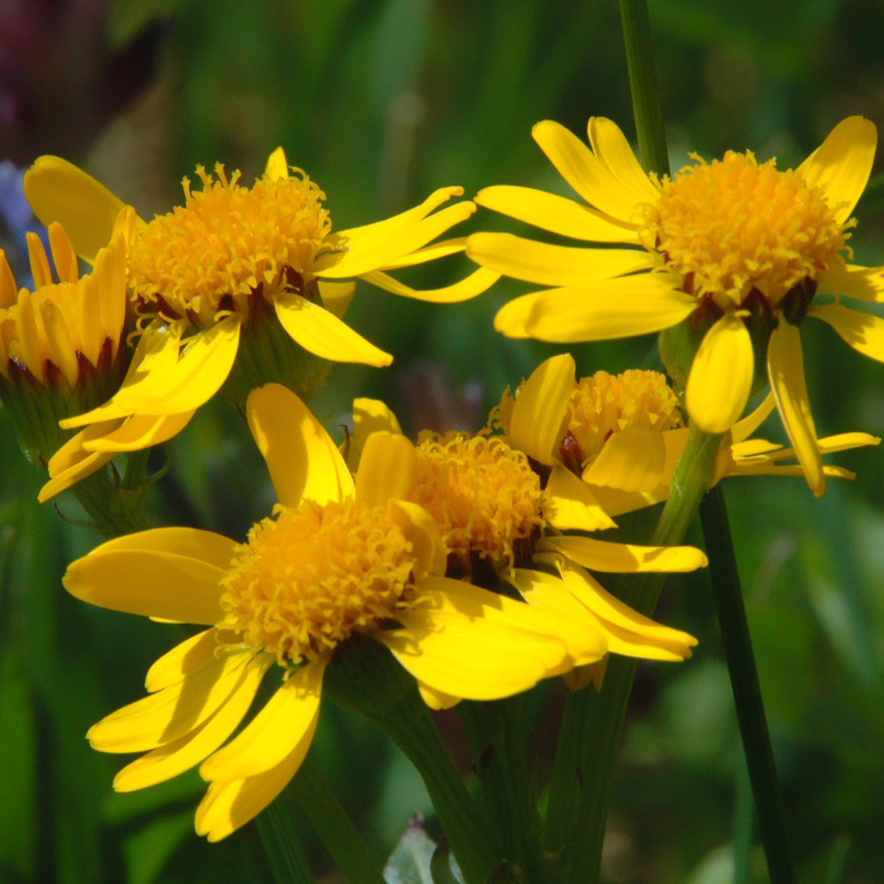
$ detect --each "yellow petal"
[466,233,651,286]
[382,236,468,269]
[525,276,696,343]
[544,464,617,531]
[586,117,660,205]
[83,411,195,453]
[540,535,708,573]
[38,433,116,502]
[355,431,415,507]
[200,659,324,783]
[24,156,131,263]
[319,199,476,279]
[14,288,43,379]
[819,263,884,302]
[417,683,462,710]
[0,250,18,308]
[685,312,754,433]
[39,297,79,386]
[797,116,877,224]
[145,629,217,692]
[817,432,880,454]
[264,147,289,181]
[493,292,544,338]
[349,397,403,471]
[318,281,355,318]
[274,293,392,367]
[88,651,251,753]
[246,383,354,508]
[767,323,823,496]
[731,392,776,444]
[46,222,79,284]
[583,425,667,492]
[63,527,235,623]
[26,231,53,288]
[114,657,271,792]
[810,303,884,364]
[387,499,448,578]
[509,353,575,465]
[532,120,642,222]
[358,266,499,303]
[194,702,320,842]
[474,185,637,243]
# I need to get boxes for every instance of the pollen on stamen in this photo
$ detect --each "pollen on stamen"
[218,499,419,667]
[408,432,543,572]
[641,151,850,309]
[566,370,683,465]
[127,164,335,329]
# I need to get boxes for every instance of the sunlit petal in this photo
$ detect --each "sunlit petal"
[540,535,707,573]
[355,431,415,507]
[582,425,667,492]
[586,117,659,204]
[543,464,617,532]
[810,303,884,364]
[358,266,499,303]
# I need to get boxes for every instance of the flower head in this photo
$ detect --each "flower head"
[63,384,598,840]
[24,150,498,493]
[468,116,883,495]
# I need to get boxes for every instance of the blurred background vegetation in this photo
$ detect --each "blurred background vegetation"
[2,0,884,881]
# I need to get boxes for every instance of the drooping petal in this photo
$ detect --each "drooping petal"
[382,237,468,269]
[767,322,823,496]
[200,658,324,783]
[387,499,448,578]
[247,383,354,508]
[417,683,461,710]
[819,263,884,302]
[194,695,321,842]
[63,528,235,623]
[543,464,617,531]
[731,392,776,444]
[23,155,133,263]
[318,281,355,318]
[114,656,271,792]
[83,411,195,452]
[145,629,218,692]
[348,397,403,472]
[355,431,415,507]
[87,651,252,753]
[586,117,660,205]
[465,233,651,286]
[318,200,476,279]
[508,352,575,465]
[582,425,667,492]
[532,120,643,222]
[357,266,499,303]
[493,292,544,338]
[474,185,637,243]
[38,419,122,502]
[525,276,696,343]
[274,293,392,366]
[685,312,754,433]
[810,303,884,364]
[796,116,877,224]
[540,535,708,573]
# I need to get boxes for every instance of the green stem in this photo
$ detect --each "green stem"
[257,801,314,884]
[545,428,722,884]
[70,467,150,538]
[699,486,798,884]
[323,638,503,884]
[289,758,386,884]
[459,698,547,883]
[618,0,670,176]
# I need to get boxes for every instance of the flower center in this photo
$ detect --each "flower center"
[128,164,334,328]
[642,151,849,310]
[408,433,543,572]
[218,498,418,666]
[564,369,682,469]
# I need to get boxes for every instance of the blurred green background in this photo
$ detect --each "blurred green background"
[2,0,884,881]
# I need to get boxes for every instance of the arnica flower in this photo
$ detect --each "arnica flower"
[468,116,883,495]
[347,398,702,699]
[63,383,601,841]
[496,354,879,518]
[0,218,130,468]
[24,150,498,492]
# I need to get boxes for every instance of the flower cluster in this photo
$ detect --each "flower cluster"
[8,112,881,856]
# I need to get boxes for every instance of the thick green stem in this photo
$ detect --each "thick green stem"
[459,698,547,883]
[618,0,670,176]
[700,486,798,884]
[324,638,503,884]
[289,758,386,884]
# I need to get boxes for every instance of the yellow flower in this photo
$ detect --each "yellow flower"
[496,353,879,517]
[63,384,601,840]
[24,149,498,493]
[468,116,883,495]
[347,397,702,701]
